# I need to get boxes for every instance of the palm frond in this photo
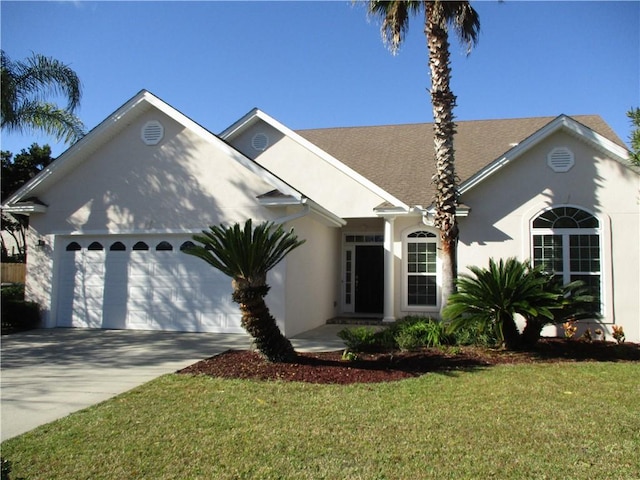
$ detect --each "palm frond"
[184,219,305,284]
[7,101,85,143]
[16,53,82,112]
[1,50,85,144]
[367,0,421,54]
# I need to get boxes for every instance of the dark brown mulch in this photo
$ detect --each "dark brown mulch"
[177,338,640,385]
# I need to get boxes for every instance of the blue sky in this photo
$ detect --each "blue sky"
[1,1,638,158]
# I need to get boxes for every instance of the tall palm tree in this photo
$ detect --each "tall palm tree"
[366,1,480,311]
[1,50,85,144]
[184,219,305,363]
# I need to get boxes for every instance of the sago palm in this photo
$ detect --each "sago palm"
[366,0,480,311]
[1,50,85,144]
[520,274,600,347]
[443,258,558,350]
[185,219,305,362]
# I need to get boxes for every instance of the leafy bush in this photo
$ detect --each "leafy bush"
[521,276,600,347]
[1,283,24,301]
[391,316,449,351]
[1,299,40,334]
[444,258,558,349]
[444,258,601,349]
[337,327,385,352]
[450,322,499,347]
[1,457,24,480]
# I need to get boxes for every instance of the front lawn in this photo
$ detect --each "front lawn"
[2,362,639,479]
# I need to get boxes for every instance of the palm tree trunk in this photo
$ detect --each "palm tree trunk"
[425,2,459,313]
[232,279,295,363]
[521,317,545,348]
[499,312,522,350]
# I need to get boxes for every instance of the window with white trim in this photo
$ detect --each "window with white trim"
[405,230,438,307]
[531,206,601,309]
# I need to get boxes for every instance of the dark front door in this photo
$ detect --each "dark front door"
[355,245,384,314]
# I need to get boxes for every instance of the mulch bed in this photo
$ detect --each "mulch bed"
[177,338,639,385]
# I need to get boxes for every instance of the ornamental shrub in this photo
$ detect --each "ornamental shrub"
[337,327,384,352]
[391,316,449,351]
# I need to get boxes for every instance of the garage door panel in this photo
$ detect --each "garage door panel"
[129,263,153,276]
[200,312,243,333]
[72,303,102,328]
[151,286,175,304]
[55,236,244,333]
[127,310,151,328]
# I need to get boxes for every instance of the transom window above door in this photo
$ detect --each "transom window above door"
[345,234,384,243]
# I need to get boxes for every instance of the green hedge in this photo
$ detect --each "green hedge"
[1,300,40,334]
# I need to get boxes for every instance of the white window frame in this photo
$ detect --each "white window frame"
[401,227,440,312]
[530,205,606,316]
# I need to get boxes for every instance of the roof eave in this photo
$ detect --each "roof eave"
[220,109,410,211]
[2,202,48,214]
[459,115,633,196]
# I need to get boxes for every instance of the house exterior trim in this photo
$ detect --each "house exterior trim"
[459,115,632,196]
[221,109,410,211]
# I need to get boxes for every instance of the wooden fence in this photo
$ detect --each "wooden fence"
[1,263,26,284]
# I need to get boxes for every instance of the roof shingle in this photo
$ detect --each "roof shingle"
[297,115,625,207]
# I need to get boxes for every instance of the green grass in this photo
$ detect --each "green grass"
[2,363,639,479]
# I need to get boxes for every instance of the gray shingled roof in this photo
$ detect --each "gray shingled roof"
[297,115,625,207]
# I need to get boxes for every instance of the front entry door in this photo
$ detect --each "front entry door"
[355,245,384,314]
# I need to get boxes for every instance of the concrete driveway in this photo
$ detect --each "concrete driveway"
[1,326,346,441]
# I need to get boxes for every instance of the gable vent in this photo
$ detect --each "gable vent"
[251,132,269,151]
[141,120,164,146]
[547,147,574,173]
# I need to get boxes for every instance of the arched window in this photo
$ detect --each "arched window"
[66,242,81,251]
[132,241,149,251]
[109,241,126,251]
[156,241,173,251]
[404,230,438,308]
[87,241,104,251]
[180,241,195,251]
[532,206,601,308]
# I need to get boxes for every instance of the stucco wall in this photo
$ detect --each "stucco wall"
[31,110,279,236]
[229,121,388,218]
[24,110,301,332]
[281,212,341,337]
[391,215,440,320]
[457,131,639,341]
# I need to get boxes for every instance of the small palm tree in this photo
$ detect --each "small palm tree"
[366,1,480,311]
[185,219,305,363]
[443,258,558,350]
[520,275,600,347]
[1,50,85,144]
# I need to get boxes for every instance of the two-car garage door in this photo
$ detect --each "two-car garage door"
[54,235,243,333]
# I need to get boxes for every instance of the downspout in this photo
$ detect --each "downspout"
[416,206,435,227]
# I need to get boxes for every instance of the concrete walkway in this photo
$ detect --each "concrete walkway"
[1,325,347,441]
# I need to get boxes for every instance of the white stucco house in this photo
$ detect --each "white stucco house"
[3,90,638,342]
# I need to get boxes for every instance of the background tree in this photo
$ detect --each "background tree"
[366,1,480,311]
[626,107,640,166]
[1,144,53,261]
[185,219,305,363]
[1,50,85,144]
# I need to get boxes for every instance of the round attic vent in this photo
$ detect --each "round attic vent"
[547,147,575,173]
[141,120,164,146]
[251,132,269,151]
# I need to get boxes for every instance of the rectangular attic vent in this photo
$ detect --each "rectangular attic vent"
[141,120,164,145]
